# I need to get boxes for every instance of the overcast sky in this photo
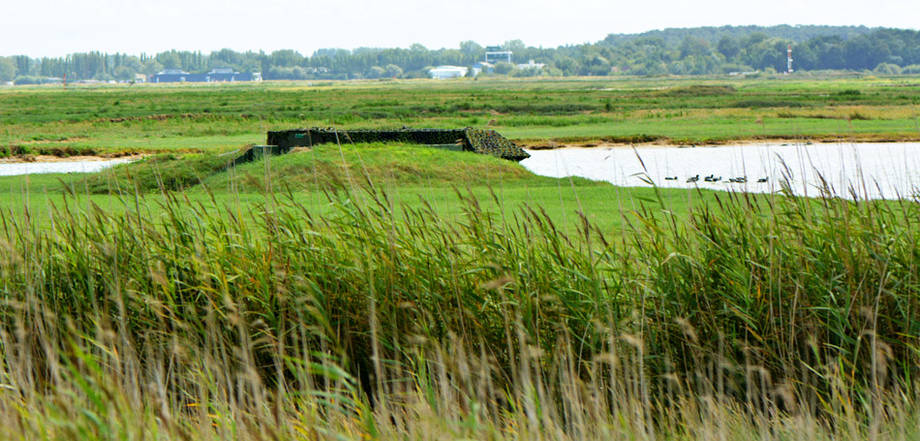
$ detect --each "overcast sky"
[1,0,917,57]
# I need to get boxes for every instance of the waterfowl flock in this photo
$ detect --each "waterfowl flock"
[660,175,769,184]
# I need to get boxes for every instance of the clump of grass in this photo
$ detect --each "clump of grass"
[547,134,668,145]
[776,111,837,119]
[34,145,101,157]
[776,110,876,121]
[662,84,737,96]
[495,115,612,128]
[731,99,807,108]
[0,145,32,158]
[836,89,863,96]
[0,145,102,159]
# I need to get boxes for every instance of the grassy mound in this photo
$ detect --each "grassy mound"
[78,143,565,194]
[212,143,547,192]
[218,143,588,193]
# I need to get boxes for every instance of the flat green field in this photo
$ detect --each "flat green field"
[2,76,919,158]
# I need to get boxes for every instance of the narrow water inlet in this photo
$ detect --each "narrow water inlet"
[0,158,135,177]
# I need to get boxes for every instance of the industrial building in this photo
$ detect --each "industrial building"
[485,46,512,64]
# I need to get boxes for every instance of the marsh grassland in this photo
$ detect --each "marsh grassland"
[2,75,919,156]
[1,76,920,440]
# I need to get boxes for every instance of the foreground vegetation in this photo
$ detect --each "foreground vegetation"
[1,164,919,439]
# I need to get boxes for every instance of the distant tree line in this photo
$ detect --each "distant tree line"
[2,25,920,83]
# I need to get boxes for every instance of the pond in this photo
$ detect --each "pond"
[0,158,134,177]
[521,142,920,200]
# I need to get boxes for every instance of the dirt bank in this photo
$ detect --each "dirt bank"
[519,134,920,150]
[0,154,147,164]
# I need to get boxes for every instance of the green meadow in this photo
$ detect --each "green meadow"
[2,75,919,158]
[1,76,920,440]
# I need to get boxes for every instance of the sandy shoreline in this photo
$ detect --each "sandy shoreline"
[525,140,818,150]
[0,154,146,164]
[521,137,920,150]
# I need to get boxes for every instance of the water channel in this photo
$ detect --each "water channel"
[521,142,920,200]
[3,144,920,200]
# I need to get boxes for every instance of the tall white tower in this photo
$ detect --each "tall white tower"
[786,45,794,74]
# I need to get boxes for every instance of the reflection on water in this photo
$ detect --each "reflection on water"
[0,158,134,177]
[521,142,920,200]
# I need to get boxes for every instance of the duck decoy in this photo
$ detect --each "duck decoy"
[757,177,768,183]
[686,174,700,183]
[664,176,678,181]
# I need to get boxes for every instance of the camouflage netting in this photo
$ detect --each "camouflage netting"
[463,128,530,161]
[266,128,530,162]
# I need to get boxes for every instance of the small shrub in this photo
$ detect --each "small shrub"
[835,89,862,97]
[873,62,903,75]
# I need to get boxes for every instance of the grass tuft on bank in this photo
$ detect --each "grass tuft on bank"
[75,151,235,193]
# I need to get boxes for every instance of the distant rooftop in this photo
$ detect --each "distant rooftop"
[517,60,545,70]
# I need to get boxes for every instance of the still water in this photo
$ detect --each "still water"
[521,142,920,200]
[0,158,134,177]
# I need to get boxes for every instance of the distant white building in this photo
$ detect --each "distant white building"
[517,60,545,71]
[429,66,468,79]
[2,81,13,87]
[471,62,494,76]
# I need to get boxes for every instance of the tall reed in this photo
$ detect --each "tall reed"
[0,174,918,439]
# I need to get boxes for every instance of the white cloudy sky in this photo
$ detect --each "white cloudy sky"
[1,0,917,57]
